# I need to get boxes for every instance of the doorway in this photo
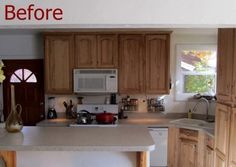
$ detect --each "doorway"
[3,59,45,126]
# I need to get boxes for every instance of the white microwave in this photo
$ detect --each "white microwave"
[73,69,118,93]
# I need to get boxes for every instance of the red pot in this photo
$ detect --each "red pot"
[96,111,115,124]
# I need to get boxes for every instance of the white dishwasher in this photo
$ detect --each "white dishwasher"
[149,128,168,167]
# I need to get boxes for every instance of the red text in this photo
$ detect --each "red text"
[5,4,63,21]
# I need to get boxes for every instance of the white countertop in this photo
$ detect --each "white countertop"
[36,118,75,127]
[0,126,155,152]
[35,112,215,137]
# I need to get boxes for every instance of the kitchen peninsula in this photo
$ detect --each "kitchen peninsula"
[0,126,155,167]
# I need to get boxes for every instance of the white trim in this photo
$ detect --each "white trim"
[175,44,217,101]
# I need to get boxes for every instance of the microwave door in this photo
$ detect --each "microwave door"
[76,76,106,92]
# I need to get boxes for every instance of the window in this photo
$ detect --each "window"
[10,69,37,83]
[175,44,217,101]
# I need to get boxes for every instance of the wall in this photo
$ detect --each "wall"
[165,31,217,115]
[0,33,43,59]
[0,29,217,117]
[0,0,236,27]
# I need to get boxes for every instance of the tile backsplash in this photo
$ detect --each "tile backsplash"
[45,93,216,116]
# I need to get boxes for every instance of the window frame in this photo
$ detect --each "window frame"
[175,44,217,101]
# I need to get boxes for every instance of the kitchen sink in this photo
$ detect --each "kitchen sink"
[170,118,214,129]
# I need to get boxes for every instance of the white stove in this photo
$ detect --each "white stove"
[69,104,118,127]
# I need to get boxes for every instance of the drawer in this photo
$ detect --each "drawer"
[179,128,198,141]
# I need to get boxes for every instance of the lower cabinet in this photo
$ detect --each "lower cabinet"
[229,109,236,167]
[215,150,227,167]
[205,146,214,167]
[178,128,198,167]
[178,139,198,167]
[168,127,211,167]
[0,151,16,167]
[205,134,214,167]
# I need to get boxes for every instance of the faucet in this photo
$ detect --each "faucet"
[192,97,210,121]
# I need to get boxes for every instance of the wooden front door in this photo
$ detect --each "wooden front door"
[3,60,44,126]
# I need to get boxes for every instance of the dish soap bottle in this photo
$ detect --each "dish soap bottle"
[188,109,192,119]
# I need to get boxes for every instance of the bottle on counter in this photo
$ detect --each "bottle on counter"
[188,109,192,119]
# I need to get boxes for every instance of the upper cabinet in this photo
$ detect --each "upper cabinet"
[75,35,97,68]
[44,31,170,94]
[145,35,170,94]
[44,35,74,94]
[75,34,118,68]
[217,29,235,104]
[119,35,144,94]
[97,35,118,68]
[119,34,170,94]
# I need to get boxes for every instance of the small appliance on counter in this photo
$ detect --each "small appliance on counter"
[47,97,57,119]
[69,104,118,127]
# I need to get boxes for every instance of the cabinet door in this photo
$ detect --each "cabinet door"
[215,150,227,167]
[168,127,179,167]
[232,31,236,103]
[178,139,198,167]
[75,35,97,68]
[97,35,118,68]
[215,103,231,156]
[45,35,74,94]
[205,146,214,167]
[217,29,234,103]
[145,34,170,94]
[229,108,236,166]
[119,35,144,94]
[0,151,16,167]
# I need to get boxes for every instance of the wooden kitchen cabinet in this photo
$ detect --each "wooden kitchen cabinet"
[119,35,144,94]
[215,150,227,167]
[75,34,118,68]
[145,34,170,94]
[97,35,118,68]
[75,35,97,68]
[0,151,16,167]
[178,139,198,167]
[168,127,179,167]
[44,35,74,94]
[217,29,236,105]
[229,108,236,167]
[168,127,206,167]
[214,103,231,167]
[215,103,231,157]
[119,34,170,94]
[205,146,214,167]
[178,129,198,167]
[205,134,214,167]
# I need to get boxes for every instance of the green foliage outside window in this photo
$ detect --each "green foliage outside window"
[184,75,215,93]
